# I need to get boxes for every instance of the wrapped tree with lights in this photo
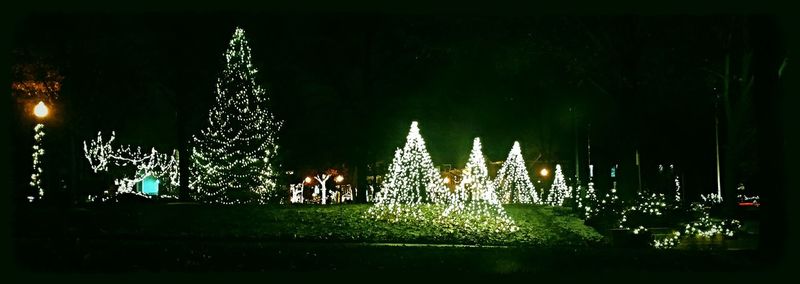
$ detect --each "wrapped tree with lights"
[367,121,449,224]
[442,138,517,233]
[367,121,447,223]
[493,141,538,204]
[83,131,180,197]
[190,27,283,204]
[375,121,447,205]
[545,164,569,206]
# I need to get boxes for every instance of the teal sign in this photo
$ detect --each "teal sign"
[142,175,159,196]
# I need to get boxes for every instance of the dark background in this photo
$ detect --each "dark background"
[9,14,788,205]
[5,0,798,276]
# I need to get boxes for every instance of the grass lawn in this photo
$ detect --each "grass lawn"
[15,203,604,247]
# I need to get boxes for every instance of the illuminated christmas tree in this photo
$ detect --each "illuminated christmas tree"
[190,27,283,204]
[443,138,517,232]
[376,121,447,205]
[493,141,538,204]
[578,165,599,218]
[545,164,569,206]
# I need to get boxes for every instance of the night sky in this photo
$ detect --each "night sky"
[11,13,785,197]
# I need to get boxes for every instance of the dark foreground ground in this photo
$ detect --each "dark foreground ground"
[14,237,766,274]
[11,203,775,276]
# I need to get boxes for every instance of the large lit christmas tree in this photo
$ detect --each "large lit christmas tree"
[545,164,569,206]
[493,141,538,204]
[442,138,517,233]
[190,27,283,204]
[375,121,447,205]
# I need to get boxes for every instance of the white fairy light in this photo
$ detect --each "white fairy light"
[373,121,447,206]
[83,131,180,196]
[493,141,539,204]
[314,174,331,205]
[442,137,517,232]
[545,164,569,206]
[30,123,45,199]
[366,124,517,234]
[189,27,283,204]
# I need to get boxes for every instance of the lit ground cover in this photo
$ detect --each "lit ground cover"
[16,203,604,247]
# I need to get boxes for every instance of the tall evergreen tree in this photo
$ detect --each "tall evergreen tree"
[494,141,539,204]
[190,27,283,204]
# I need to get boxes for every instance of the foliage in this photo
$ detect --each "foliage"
[45,204,602,247]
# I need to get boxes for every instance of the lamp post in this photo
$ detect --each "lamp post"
[31,101,49,201]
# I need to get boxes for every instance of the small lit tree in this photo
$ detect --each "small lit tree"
[443,138,517,233]
[374,121,447,205]
[493,141,538,204]
[545,164,569,206]
[367,121,447,224]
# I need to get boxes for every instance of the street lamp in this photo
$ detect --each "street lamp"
[443,176,450,184]
[335,175,344,183]
[304,176,312,184]
[34,101,49,118]
[540,168,549,177]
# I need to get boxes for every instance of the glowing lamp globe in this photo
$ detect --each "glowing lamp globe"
[335,175,344,183]
[540,168,549,177]
[33,101,49,118]
[304,177,312,184]
[443,176,450,184]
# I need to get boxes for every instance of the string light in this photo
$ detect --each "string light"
[30,124,45,199]
[289,182,304,204]
[83,131,180,196]
[189,27,283,204]
[545,165,568,206]
[372,121,447,206]
[652,203,741,249]
[442,137,518,233]
[700,193,722,204]
[314,174,331,205]
[366,124,517,234]
[493,141,539,204]
[577,166,599,219]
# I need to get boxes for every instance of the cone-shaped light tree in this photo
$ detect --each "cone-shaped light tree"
[493,141,539,204]
[189,27,283,204]
[452,138,495,203]
[376,121,447,205]
[579,165,599,218]
[545,164,569,206]
[443,138,516,232]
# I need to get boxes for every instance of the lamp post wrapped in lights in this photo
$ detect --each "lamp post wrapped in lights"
[31,101,49,201]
